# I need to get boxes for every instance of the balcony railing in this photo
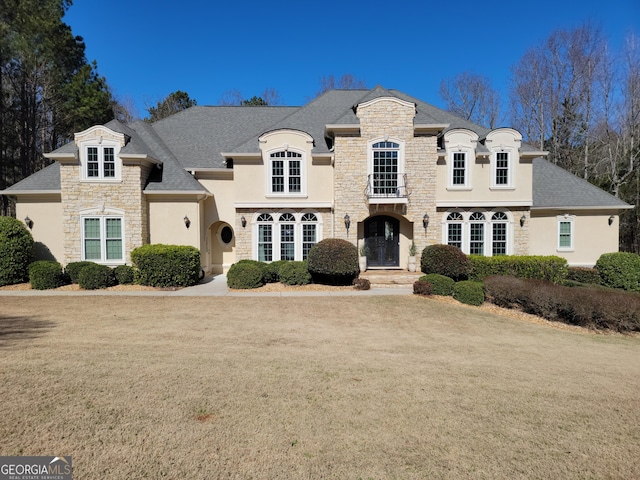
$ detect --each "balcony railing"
[365,173,409,203]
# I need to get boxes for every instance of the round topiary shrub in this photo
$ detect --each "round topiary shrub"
[419,273,455,296]
[227,261,265,289]
[279,261,311,286]
[0,216,34,286]
[453,280,485,306]
[307,238,359,285]
[78,263,116,290]
[65,261,96,284]
[114,265,135,285]
[29,260,66,290]
[595,252,640,291]
[264,260,288,283]
[421,244,471,281]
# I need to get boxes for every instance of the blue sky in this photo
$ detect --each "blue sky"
[64,0,639,118]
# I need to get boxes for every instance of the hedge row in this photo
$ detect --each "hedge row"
[131,244,201,287]
[26,261,136,290]
[414,275,484,306]
[468,255,568,284]
[484,275,640,332]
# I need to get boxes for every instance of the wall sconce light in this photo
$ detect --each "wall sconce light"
[344,214,351,233]
[24,216,33,229]
[241,216,247,228]
[608,215,615,226]
[183,215,191,229]
[520,214,526,227]
[422,213,429,230]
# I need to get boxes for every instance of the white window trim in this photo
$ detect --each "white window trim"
[80,209,125,265]
[367,137,406,189]
[490,149,516,190]
[557,215,575,252]
[265,147,308,198]
[79,141,122,182]
[447,147,473,190]
[252,211,323,261]
[442,210,514,256]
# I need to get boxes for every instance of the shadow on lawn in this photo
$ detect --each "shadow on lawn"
[0,316,56,347]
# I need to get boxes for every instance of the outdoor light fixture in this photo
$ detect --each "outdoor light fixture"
[344,214,351,233]
[184,215,191,229]
[520,214,526,227]
[241,216,247,228]
[422,213,429,230]
[24,216,33,229]
[609,215,615,226]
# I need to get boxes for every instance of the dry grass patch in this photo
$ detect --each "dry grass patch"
[0,295,638,479]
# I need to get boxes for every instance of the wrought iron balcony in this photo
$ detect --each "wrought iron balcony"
[365,173,409,204]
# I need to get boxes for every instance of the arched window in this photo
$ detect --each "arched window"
[270,151,302,194]
[301,213,318,259]
[469,212,485,255]
[446,212,464,249]
[491,212,508,255]
[279,213,296,261]
[257,213,274,261]
[371,141,400,196]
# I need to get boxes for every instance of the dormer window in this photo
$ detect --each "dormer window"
[269,150,304,195]
[87,146,116,178]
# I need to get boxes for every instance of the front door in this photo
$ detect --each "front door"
[364,216,400,267]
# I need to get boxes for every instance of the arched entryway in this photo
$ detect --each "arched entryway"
[364,215,400,267]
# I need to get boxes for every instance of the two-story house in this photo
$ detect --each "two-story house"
[1,86,631,273]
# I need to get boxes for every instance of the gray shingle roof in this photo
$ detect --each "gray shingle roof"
[2,162,61,192]
[532,157,631,209]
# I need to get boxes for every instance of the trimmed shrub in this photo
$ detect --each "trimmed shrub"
[484,275,640,332]
[566,267,601,285]
[65,261,96,284]
[353,278,371,290]
[595,252,640,291]
[78,263,116,290]
[114,265,135,285]
[469,255,568,284]
[279,261,311,286]
[419,273,455,296]
[131,244,201,288]
[413,280,433,296]
[307,238,359,285]
[453,280,485,306]
[264,260,288,283]
[227,261,265,289]
[420,244,471,281]
[28,261,66,290]
[0,216,34,286]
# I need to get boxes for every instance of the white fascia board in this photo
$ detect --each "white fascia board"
[234,202,333,209]
[119,153,162,166]
[220,152,261,159]
[44,152,75,160]
[437,200,533,208]
[520,150,549,157]
[531,205,634,211]
[143,190,212,197]
[414,123,449,134]
[0,189,61,195]
[325,124,360,136]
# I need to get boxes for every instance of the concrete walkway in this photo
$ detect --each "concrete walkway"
[0,274,413,297]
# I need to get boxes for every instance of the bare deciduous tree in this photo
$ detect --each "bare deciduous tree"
[439,72,501,129]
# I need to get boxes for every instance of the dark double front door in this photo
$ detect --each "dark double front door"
[364,216,400,267]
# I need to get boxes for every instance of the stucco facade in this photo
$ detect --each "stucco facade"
[1,87,631,271]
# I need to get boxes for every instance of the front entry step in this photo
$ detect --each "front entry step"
[359,270,423,288]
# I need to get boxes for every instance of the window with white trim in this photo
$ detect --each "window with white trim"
[558,217,574,251]
[469,212,485,255]
[495,152,509,186]
[446,212,463,249]
[270,151,302,194]
[257,214,274,261]
[84,145,119,180]
[452,152,466,186]
[491,212,508,255]
[301,213,318,260]
[82,216,123,262]
[372,141,400,195]
[279,213,296,261]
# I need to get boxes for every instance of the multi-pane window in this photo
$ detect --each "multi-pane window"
[452,152,466,185]
[372,141,399,195]
[83,217,123,262]
[279,213,296,261]
[257,213,273,261]
[86,146,116,179]
[447,212,463,249]
[301,213,317,260]
[469,212,485,255]
[558,219,573,250]
[495,152,509,185]
[270,151,302,194]
[491,212,508,255]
